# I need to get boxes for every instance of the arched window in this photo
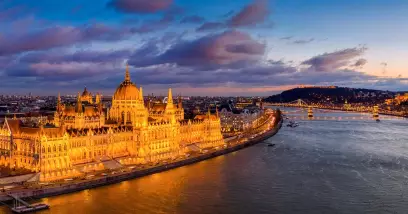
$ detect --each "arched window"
[127,112,131,122]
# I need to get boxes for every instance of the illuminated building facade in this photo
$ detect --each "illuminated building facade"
[0,65,225,182]
[219,107,263,133]
[386,93,408,105]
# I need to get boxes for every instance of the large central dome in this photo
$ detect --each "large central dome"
[114,65,139,100]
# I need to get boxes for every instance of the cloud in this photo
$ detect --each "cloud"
[5,62,117,81]
[292,38,315,44]
[301,46,367,72]
[20,49,132,64]
[2,47,407,94]
[268,59,285,65]
[381,62,388,74]
[0,24,136,56]
[196,22,225,32]
[229,0,270,27]
[0,56,15,70]
[352,58,367,67]
[107,0,173,13]
[180,15,205,24]
[225,43,265,55]
[128,30,266,68]
[129,7,183,33]
[280,36,293,40]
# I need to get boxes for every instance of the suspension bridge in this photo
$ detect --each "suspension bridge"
[264,99,407,121]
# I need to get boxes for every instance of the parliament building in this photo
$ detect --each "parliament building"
[0,65,225,182]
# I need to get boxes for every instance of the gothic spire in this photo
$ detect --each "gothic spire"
[167,88,173,104]
[57,92,62,112]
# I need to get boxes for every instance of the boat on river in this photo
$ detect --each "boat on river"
[287,121,299,128]
[8,193,50,213]
[11,203,49,213]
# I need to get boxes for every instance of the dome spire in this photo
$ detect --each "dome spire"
[125,63,130,82]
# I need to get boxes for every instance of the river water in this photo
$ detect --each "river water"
[1,108,408,214]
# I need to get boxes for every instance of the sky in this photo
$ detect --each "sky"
[0,0,407,96]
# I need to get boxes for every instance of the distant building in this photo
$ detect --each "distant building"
[385,93,408,105]
[219,104,263,134]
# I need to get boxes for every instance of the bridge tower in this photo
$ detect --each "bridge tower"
[307,106,314,119]
[372,105,379,119]
[344,99,351,111]
[297,99,303,107]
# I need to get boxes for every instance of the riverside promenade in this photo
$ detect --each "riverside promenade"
[0,114,282,203]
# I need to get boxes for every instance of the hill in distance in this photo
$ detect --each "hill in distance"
[263,86,399,104]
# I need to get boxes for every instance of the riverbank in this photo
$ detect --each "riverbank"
[0,119,282,203]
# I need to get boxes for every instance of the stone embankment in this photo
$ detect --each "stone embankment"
[0,119,282,202]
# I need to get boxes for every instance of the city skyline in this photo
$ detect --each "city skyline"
[1,0,408,96]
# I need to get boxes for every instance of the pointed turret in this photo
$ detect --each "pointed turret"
[178,95,182,109]
[56,92,61,111]
[167,88,173,104]
[147,95,151,109]
[95,93,101,104]
[76,92,83,113]
[216,106,219,117]
[139,86,143,101]
[98,100,103,113]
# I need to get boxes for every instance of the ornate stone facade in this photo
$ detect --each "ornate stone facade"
[0,65,225,182]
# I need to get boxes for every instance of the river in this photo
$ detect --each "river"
[1,108,408,214]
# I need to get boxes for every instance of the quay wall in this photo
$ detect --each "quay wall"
[0,120,282,202]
